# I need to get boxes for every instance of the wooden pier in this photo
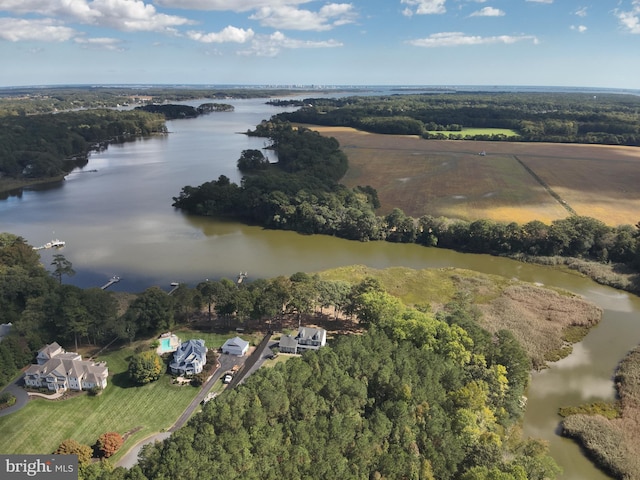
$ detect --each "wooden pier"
[101,276,120,290]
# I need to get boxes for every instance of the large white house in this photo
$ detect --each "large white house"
[169,339,207,376]
[278,327,327,354]
[23,342,108,392]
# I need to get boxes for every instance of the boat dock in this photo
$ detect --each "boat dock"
[101,276,121,290]
[168,282,180,295]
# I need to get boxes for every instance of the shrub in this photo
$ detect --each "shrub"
[0,392,16,407]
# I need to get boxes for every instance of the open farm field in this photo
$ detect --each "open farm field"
[309,126,640,226]
[426,127,520,138]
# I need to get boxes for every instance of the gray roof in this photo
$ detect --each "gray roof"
[223,336,249,350]
[297,327,326,341]
[278,334,298,350]
[170,339,207,369]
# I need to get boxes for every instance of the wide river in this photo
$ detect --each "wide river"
[1,97,637,479]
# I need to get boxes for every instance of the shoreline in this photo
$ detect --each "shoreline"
[0,175,66,196]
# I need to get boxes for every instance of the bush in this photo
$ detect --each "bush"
[0,392,16,408]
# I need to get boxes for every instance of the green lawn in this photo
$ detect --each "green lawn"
[427,127,520,138]
[0,328,251,460]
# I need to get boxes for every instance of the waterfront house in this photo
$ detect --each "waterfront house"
[169,339,207,376]
[278,327,327,354]
[24,343,108,392]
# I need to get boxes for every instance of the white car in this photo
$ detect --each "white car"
[223,374,233,384]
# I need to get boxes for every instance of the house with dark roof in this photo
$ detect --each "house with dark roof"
[23,343,108,392]
[278,327,327,354]
[169,339,207,376]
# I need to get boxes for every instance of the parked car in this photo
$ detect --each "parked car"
[223,373,233,384]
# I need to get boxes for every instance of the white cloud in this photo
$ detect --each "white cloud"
[575,7,588,17]
[249,3,356,31]
[407,31,538,47]
[187,25,255,43]
[74,36,126,50]
[239,30,342,56]
[0,0,193,33]
[616,1,640,34]
[570,25,587,33]
[470,6,504,17]
[401,0,446,16]
[153,0,311,11]
[0,17,76,41]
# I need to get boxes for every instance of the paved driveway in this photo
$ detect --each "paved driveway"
[116,352,247,469]
[0,378,29,418]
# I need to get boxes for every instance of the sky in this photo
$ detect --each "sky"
[1,0,639,89]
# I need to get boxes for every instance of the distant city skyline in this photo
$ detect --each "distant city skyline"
[1,1,639,89]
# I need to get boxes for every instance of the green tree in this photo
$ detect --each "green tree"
[51,254,75,285]
[128,350,163,385]
[237,149,269,171]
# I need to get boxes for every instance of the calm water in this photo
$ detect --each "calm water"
[1,97,637,479]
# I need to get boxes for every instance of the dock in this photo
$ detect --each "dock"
[168,282,180,295]
[101,276,120,290]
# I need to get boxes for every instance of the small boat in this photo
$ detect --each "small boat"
[50,239,65,248]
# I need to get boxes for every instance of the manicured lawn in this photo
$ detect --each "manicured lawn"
[0,341,203,459]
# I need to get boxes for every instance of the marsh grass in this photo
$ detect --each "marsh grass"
[561,346,640,479]
[319,265,601,369]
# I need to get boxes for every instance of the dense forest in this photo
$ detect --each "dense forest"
[172,119,640,288]
[0,109,166,181]
[134,324,557,480]
[271,92,640,145]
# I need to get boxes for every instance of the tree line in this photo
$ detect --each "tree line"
[275,92,640,145]
[0,109,166,182]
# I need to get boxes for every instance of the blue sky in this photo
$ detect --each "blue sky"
[1,0,639,89]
